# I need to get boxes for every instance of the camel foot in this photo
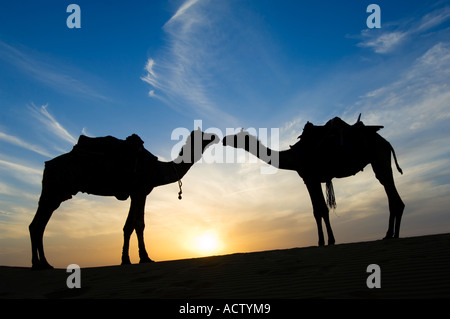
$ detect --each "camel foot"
[121,255,131,265]
[31,261,54,271]
[139,256,154,264]
[383,233,395,240]
[383,235,399,240]
[383,231,393,239]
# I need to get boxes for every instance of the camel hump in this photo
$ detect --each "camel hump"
[302,116,383,137]
[295,116,385,153]
[75,135,122,154]
[125,134,144,149]
[73,133,156,160]
[325,116,383,132]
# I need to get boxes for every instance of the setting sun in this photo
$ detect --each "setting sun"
[194,232,222,256]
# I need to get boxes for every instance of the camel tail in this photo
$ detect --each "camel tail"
[326,180,337,210]
[390,143,403,175]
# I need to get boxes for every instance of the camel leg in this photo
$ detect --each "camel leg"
[134,195,153,263]
[305,181,335,246]
[323,209,335,245]
[383,181,404,239]
[121,203,135,265]
[29,196,62,270]
[121,193,153,265]
[372,163,405,239]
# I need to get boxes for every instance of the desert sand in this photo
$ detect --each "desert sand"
[1,233,449,299]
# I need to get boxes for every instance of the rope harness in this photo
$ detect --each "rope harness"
[177,180,183,200]
[172,163,183,200]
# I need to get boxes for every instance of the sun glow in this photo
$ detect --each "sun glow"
[194,231,222,256]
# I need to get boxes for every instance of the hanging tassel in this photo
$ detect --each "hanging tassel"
[178,180,183,200]
[326,180,337,210]
[172,163,183,200]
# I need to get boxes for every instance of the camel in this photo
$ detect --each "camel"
[223,115,405,247]
[29,129,219,270]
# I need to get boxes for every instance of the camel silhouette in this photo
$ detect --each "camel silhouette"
[223,115,405,247]
[29,129,219,270]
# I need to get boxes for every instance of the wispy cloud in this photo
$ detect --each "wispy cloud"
[0,158,43,186]
[0,104,77,195]
[29,104,77,145]
[416,7,450,32]
[358,6,450,54]
[0,131,52,157]
[0,40,108,101]
[166,0,199,25]
[358,30,407,54]
[347,41,450,135]
[142,58,158,88]
[141,0,238,125]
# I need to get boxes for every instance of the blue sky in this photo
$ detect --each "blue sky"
[1,0,450,268]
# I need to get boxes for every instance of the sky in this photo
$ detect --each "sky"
[1,0,450,268]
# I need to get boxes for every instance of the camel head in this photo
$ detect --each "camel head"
[222,129,255,150]
[177,128,219,163]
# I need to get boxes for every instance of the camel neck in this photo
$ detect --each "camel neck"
[243,137,297,171]
[171,160,193,181]
[155,159,194,187]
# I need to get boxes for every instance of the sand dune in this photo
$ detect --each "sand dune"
[1,233,449,299]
